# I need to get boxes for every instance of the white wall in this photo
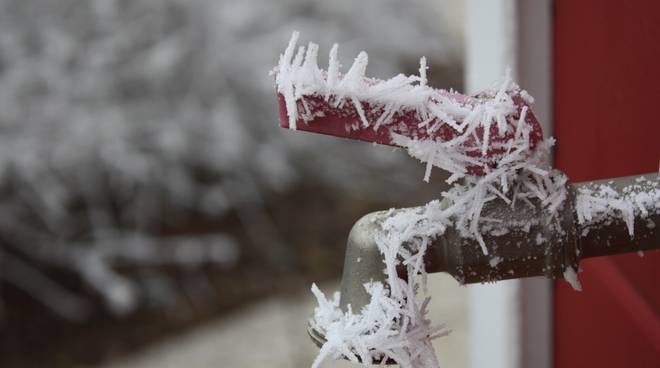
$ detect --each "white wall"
[465,1,553,368]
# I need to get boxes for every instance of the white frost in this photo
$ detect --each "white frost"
[275,32,517,147]
[310,282,447,368]
[576,179,660,236]
[563,266,582,291]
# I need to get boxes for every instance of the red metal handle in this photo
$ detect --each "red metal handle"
[276,89,544,175]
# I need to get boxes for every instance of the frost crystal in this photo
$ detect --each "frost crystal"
[276,33,576,367]
[562,267,582,291]
[576,180,660,236]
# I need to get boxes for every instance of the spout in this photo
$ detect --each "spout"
[338,212,390,312]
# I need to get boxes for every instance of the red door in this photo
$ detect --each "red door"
[554,1,660,367]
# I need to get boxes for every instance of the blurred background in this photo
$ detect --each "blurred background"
[0,0,467,367]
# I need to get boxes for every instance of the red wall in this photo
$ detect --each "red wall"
[554,1,660,367]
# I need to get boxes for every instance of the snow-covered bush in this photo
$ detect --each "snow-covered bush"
[0,0,461,319]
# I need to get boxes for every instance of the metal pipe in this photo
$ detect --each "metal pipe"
[309,172,659,352]
[576,174,660,258]
[342,173,658,307]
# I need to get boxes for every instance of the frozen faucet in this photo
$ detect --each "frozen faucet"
[271,33,660,362]
[275,85,660,352]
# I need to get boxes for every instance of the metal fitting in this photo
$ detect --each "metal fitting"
[308,172,659,353]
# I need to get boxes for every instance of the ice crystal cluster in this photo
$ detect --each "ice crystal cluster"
[309,206,453,368]
[275,32,577,367]
[567,176,660,290]
[576,176,660,236]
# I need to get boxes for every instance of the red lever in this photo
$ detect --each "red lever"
[277,90,542,145]
[276,89,544,175]
[273,33,544,176]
